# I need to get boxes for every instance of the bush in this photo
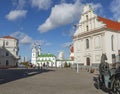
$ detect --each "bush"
[90,68,95,73]
[64,62,71,68]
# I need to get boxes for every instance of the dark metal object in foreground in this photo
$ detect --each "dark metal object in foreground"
[98,54,120,94]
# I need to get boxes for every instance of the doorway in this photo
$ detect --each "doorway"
[6,60,9,66]
[86,57,90,66]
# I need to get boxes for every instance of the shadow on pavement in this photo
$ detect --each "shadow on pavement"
[0,68,54,84]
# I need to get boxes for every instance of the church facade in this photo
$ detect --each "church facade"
[31,44,56,67]
[31,44,74,68]
[73,5,120,66]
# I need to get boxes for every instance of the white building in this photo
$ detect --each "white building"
[56,60,74,68]
[0,36,19,68]
[58,51,64,60]
[37,54,56,67]
[31,44,56,67]
[56,51,74,67]
[31,44,40,65]
[73,4,120,67]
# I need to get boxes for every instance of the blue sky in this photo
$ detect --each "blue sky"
[0,0,120,61]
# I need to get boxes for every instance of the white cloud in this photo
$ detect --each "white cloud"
[10,31,33,44]
[62,42,72,48]
[34,40,51,46]
[38,1,84,33]
[38,1,103,33]
[31,0,52,10]
[17,0,26,9]
[110,0,120,20]
[10,31,51,46]
[12,0,27,9]
[89,3,103,16]
[62,26,76,37]
[6,10,27,21]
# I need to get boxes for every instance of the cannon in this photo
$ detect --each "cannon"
[98,54,120,94]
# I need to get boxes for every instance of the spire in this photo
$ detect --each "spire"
[83,4,93,13]
[38,45,42,55]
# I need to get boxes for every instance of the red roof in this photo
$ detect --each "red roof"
[2,36,17,40]
[98,16,120,31]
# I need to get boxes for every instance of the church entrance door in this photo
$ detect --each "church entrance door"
[86,57,90,66]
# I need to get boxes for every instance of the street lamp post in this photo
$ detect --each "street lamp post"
[75,57,79,73]
[77,62,79,73]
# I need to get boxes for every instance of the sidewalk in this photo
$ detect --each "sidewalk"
[0,68,107,94]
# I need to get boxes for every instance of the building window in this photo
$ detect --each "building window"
[6,52,9,56]
[86,25,89,31]
[86,15,88,20]
[86,39,89,49]
[6,41,8,46]
[33,54,34,57]
[6,60,9,66]
[111,35,114,51]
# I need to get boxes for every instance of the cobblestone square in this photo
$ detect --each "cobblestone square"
[0,68,107,94]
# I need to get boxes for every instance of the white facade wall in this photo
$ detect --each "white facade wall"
[31,47,38,65]
[73,5,120,66]
[0,37,19,67]
[37,56,56,67]
[104,31,119,63]
[56,60,74,68]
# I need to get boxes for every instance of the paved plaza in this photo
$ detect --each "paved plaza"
[0,68,108,94]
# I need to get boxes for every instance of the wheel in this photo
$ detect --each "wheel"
[112,78,120,94]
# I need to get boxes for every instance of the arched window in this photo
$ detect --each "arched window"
[86,15,88,20]
[6,60,9,66]
[6,41,8,46]
[86,39,89,49]
[111,35,114,51]
[6,52,9,56]
[86,25,89,31]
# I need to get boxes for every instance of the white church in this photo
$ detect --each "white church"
[31,44,56,67]
[31,43,74,68]
[73,4,120,66]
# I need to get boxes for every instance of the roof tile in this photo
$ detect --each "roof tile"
[98,16,120,31]
[2,36,17,40]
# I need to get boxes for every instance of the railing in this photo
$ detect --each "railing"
[71,64,99,73]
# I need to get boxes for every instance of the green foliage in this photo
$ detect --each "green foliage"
[21,62,31,67]
[64,62,71,68]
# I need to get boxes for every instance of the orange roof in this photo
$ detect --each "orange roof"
[98,16,120,31]
[2,36,17,40]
